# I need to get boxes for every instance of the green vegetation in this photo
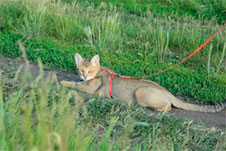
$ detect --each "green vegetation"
[74,0,226,24]
[0,0,226,150]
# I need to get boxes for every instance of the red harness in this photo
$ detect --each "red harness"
[101,66,133,98]
[101,67,117,98]
[102,23,226,98]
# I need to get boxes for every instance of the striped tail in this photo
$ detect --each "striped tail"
[171,97,226,112]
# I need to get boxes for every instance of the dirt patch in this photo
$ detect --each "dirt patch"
[171,108,226,128]
[1,57,225,129]
[0,57,80,81]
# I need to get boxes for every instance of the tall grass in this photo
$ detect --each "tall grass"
[166,0,226,21]
[83,4,122,53]
[71,0,226,24]
[0,60,91,150]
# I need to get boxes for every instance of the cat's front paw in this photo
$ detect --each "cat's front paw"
[60,81,76,88]
[60,80,68,86]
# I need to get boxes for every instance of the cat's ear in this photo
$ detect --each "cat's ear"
[91,55,100,66]
[75,53,83,66]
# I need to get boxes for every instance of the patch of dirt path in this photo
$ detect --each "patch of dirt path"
[1,57,225,129]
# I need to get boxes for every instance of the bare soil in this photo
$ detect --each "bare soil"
[1,57,225,129]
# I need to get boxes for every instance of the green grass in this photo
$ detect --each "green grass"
[72,0,226,24]
[0,0,226,150]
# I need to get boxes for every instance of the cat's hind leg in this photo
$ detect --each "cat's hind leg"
[134,86,171,112]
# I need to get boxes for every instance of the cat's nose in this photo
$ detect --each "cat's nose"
[83,74,89,80]
[83,75,87,79]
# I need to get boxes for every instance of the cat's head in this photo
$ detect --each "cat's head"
[74,53,100,81]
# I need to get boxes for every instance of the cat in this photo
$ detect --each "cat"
[60,53,226,112]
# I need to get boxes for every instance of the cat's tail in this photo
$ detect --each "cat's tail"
[171,97,226,112]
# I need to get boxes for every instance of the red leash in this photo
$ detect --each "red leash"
[102,23,226,98]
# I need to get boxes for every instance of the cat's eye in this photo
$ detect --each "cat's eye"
[80,70,84,73]
[88,70,95,73]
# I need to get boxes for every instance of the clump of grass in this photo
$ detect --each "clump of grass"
[0,0,84,42]
[83,4,122,53]
[207,42,226,76]
[0,63,91,150]
[165,0,226,23]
